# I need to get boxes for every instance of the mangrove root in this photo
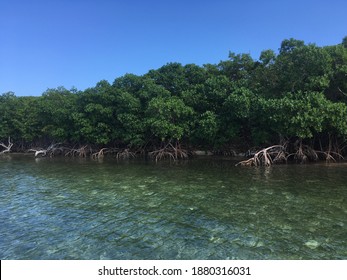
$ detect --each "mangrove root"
[320,135,344,162]
[237,138,344,167]
[316,150,344,163]
[91,148,108,160]
[116,149,135,160]
[65,145,89,158]
[236,145,286,167]
[287,141,318,163]
[149,142,189,162]
[0,137,13,154]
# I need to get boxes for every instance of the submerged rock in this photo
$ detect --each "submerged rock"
[304,240,320,249]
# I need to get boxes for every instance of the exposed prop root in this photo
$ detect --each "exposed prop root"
[236,145,285,167]
[116,148,135,160]
[28,143,62,157]
[149,142,189,162]
[91,148,108,160]
[316,150,344,163]
[320,135,344,162]
[237,138,345,167]
[65,145,89,158]
[0,137,13,154]
[235,157,254,166]
[273,149,287,163]
[287,141,319,163]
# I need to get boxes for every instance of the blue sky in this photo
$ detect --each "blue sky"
[1,0,346,96]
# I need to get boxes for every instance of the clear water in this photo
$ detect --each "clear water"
[0,154,346,259]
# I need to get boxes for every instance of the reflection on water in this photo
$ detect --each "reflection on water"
[0,155,346,259]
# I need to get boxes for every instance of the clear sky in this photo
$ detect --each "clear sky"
[1,0,346,96]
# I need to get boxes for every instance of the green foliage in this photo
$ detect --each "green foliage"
[267,92,325,138]
[342,36,347,48]
[322,101,347,137]
[275,43,332,94]
[218,52,255,85]
[14,96,43,142]
[147,63,188,96]
[264,91,347,139]
[279,38,305,54]
[324,44,347,101]
[73,81,116,144]
[259,49,276,66]
[146,96,193,141]
[0,92,17,139]
[2,36,347,153]
[191,111,218,146]
[40,87,78,141]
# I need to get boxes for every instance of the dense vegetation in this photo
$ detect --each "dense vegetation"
[1,38,347,162]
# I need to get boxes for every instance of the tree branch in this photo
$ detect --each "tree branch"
[28,143,62,157]
[0,137,13,154]
[338,87,347,97]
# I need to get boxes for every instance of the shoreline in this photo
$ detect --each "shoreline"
[2,152,347,166]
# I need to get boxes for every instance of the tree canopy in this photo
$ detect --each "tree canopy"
[1,37,347,159]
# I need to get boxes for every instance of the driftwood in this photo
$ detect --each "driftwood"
[0,137,13,154]
[28,143,62,157]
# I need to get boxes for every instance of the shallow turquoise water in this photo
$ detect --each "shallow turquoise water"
[0,155,346,259]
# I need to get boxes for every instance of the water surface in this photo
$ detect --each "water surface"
[0,155,346,259]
